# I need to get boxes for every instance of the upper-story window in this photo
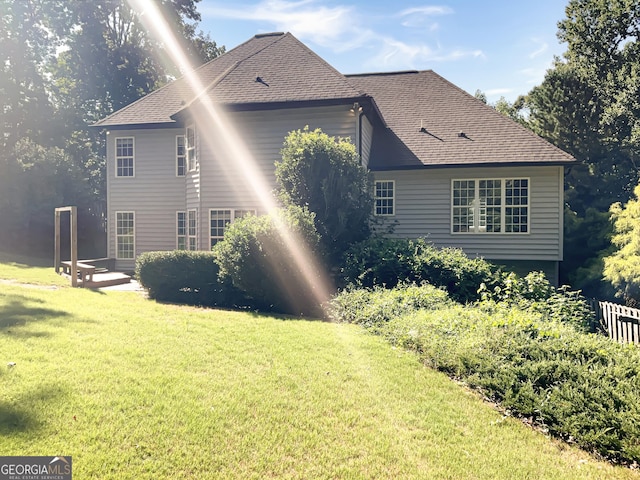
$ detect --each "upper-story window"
[176,135,186,177]
[115,137,134,177]
[452,178,529,233]
[186,125,197,171]
[374,180,395,216]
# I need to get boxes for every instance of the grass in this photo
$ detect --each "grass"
[1,257,639,479]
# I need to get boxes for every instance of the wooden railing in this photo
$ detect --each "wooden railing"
[596,301,640,345]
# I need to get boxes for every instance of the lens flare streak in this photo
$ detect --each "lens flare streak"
[127,0,334,313]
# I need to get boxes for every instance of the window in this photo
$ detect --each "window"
[116,212,135,259]
[176,135,186,176]
[374,180,395,216]
[177,211,197,249]
[186,125,197,171]
[116,137,134,177]
[210,209,256,248]
[452,178,529,233]
[188,210,197,250]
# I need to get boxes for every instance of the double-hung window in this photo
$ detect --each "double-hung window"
[374,180,395,216]
[176,135,186,176]
[186,125,197,171]
[116,212,135,259]
[210,209,256,248]
[115,137,134,177]
[187,210,197,250]
[452,178,529,233]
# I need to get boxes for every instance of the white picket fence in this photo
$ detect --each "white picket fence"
[597,301,640,345]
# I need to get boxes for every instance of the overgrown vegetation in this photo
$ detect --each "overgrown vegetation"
[340,237,497,303]
[328,281,640,465]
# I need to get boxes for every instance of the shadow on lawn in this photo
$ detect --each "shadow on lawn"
[0,293,72,337]
[0,384,68,435]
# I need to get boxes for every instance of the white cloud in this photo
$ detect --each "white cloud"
[200,0,361,48]
[365,36,484,71]
[396,6,454,28]
[528,38,548,59]
[201,1,484,71]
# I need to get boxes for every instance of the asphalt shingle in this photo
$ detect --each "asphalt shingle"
[348,70,574,168]
[94,32,575,168]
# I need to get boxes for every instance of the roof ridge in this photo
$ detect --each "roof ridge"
[346,70,422,78]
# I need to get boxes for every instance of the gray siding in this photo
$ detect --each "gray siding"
[373,165,564,262]
[360,115,373,168]
[106,128,186,270]
[196,105,357,248]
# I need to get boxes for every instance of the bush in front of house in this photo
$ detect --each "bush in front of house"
[213,205,325,315]
[478,271,596,331]
[330,284,640,465]
[340,237,497,303]
[135,250,246,307]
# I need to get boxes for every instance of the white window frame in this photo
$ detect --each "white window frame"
[176,135,186,177]
[210,209,256,248]
[374,180,395,216]
[186,125,197,172]
[451,178,530,234]
[177,211,187,250]
[187,209,197,250]
[115,211,135,259]
[115,137,135,177]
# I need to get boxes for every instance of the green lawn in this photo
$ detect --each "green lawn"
[1,257,638,479]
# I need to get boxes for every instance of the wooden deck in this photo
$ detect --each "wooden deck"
[58,270,132,289]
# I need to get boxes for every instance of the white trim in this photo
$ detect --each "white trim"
[374,180,395,216]
[209,208,257,248]
[176,135,186,177]
[176,211,187,250]
[115,137,135,178]
[187,209,197,250]
[186,125,197,172]
[451,177,530,234]
[115,211,135,259]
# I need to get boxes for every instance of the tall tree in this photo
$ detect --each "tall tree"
[0,0,223,257]
[524,0,640,296]
[604,180,640,306]
[0,1,70,152]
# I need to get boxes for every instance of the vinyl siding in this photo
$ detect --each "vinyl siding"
[360,115,373,168]
[196,105,356,248]
[106,128,187,270]
[373,165,564,262]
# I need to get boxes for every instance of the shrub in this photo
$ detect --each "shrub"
[340,237,496,303]
[213,205,325,315]
[326,283,451,329]
[135,250,246,307]
[332,284,640,464]
[478,271,595,331]
[276,127,373,266]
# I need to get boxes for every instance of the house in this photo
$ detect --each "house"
[93,32,574,283]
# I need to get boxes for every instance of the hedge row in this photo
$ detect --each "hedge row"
[328,284,640,465]
[135,250,248,308]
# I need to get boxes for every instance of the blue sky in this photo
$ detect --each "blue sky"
[197,1,569,103]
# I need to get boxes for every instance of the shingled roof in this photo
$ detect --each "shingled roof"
[347,70,575,169]
[94,32,574,168]
[94,32,364,128]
